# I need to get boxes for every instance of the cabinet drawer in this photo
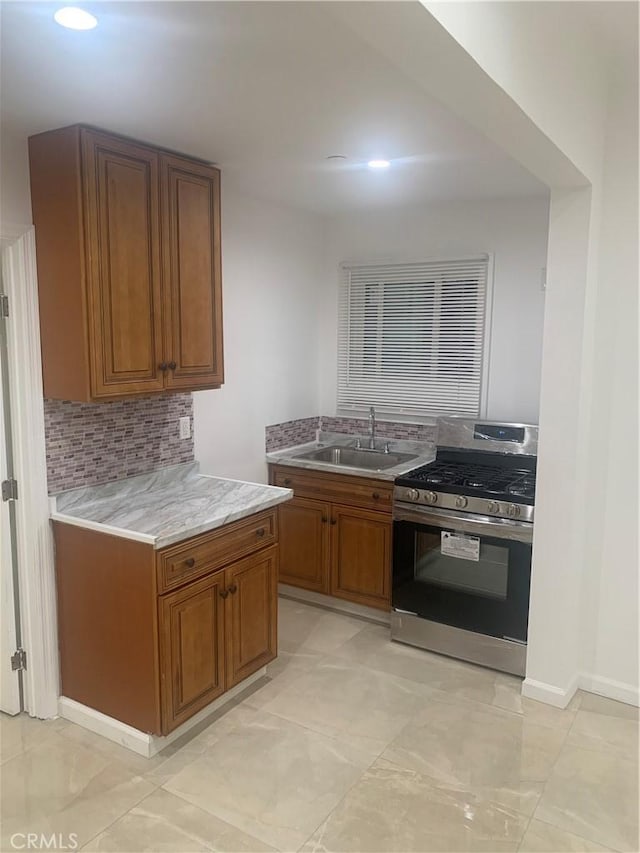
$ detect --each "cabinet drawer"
[270,466,392,513]
[157,510,277,593]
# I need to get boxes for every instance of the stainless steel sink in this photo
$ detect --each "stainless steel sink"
[293,445,418,471]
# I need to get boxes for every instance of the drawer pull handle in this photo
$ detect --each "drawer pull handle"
[256,527,266,537]
[220,589,229,599]
[284,478,292,486]
[228,584,238,595]
[372,492,380,500]
[184,557,196,568]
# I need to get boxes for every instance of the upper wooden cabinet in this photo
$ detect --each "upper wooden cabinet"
[28,125,224,401]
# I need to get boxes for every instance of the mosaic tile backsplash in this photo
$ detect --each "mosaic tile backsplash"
[264,417,319,452]
[320,416,437,443]
[44,395,194,494]
[265,415,437,451]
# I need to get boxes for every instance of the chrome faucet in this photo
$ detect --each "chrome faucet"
[368,406,376,450]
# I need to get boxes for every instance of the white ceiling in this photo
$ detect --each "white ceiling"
[1,1,553,213]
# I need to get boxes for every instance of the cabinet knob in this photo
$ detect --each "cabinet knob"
[220,589,229,599]
[184,557,196,568]
[256,527,265,537]
[284,478,292,486]
[330,518,337,525]
[159,362,168,371]
[168,361,177,371]
[372,492,380,500]
[321,516,328,524]
[228,584,238,595]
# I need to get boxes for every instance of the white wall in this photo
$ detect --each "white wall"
[0,125,33,229]
[584,58,639,697]
[319,196,549,424]
[193,184,324,484]
[525,184,596,701]
[424,2,608,182]
[421,2,638,705]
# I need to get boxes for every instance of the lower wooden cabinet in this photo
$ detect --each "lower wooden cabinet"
[225,548,278,688]
[278,497,330,593]
[331,506,391,609]
[160,546,277,732]
[159,571,227,732]
[270,465,392,611]
[54,509,279,736]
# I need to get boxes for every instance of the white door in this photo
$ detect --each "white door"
[0,285,21,715]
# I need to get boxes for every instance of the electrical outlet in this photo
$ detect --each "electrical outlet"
[179,416,191,440]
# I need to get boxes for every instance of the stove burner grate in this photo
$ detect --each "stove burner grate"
[507,479,535,498]
[464,478,486,489]
[399,459,536,503]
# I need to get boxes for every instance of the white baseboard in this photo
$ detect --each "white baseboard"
[580,672,640,707]
[58,667,267,757]
[278,584,390,626]
[523,671,639,708]
[521,674,580,709]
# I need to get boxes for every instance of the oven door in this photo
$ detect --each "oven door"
[392,506,532,643]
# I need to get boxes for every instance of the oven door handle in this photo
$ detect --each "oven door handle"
[393,505,533,544]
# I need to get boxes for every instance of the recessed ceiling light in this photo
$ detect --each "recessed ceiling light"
[54,7,98,30]
[368,159,391,169]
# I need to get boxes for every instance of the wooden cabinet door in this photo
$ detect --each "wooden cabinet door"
[278,497,330,593]
[159,570,226,734]
[82,129,165,398]
[225,546,277,688]
[161,155,223,390]
[330,506,392,611]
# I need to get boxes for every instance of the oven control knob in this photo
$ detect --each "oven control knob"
[405,488,420,502]
[506,504,521,518]
[455,495,468,509]
[423,491,438,505]
[488,501,500,514]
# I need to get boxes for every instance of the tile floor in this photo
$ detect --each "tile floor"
[1,597,638,852]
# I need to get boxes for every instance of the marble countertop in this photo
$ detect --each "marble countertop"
[266,431,435,481]
[51,463,293,549]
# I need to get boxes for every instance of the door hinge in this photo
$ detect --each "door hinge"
[1,478,18,501]
[11,648,27,672]
[0,295,8,318]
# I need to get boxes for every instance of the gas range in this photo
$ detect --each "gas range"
[390,417,538,677]
[394,452,536,523]
[394,417,538,526]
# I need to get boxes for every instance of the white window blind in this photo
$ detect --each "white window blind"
[337,256,490,418]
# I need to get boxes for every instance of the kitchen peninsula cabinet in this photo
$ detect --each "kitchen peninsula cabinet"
[28,124,223,401]
[269,465,392,610]
[55,509,277,736]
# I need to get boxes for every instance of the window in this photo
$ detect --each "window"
[337,256,491,418]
